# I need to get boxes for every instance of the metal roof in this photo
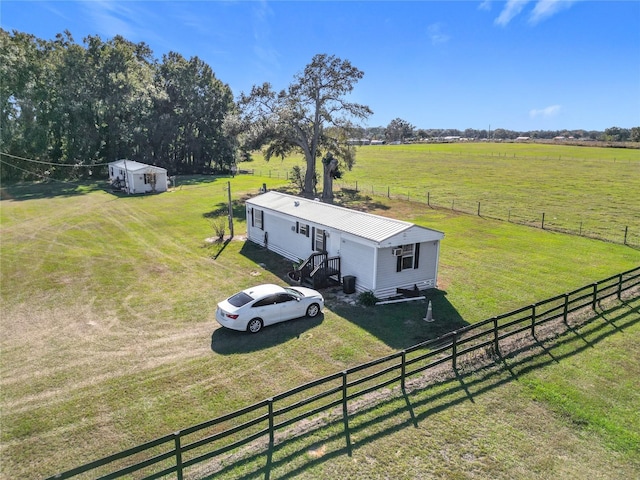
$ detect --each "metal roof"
[247,191,443,243]
[109,160,167,173]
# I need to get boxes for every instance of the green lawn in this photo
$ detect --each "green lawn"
[1,142,639,478]
[241,142,640,244]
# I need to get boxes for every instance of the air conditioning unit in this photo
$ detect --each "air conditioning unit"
[392,248,403,256]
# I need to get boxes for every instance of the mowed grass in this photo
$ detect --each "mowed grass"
[1,143,639,479]
[242,142,640,244]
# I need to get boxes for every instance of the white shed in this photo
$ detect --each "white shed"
[108,160,168,194]
[245,191,444,299]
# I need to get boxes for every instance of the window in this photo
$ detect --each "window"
[315,228,326,252]
[296,222,309,237]
[275,293,296,304]
[401,244,414,270]
[228,292,254,307]
[253,295,277,307]
[396,243,420,272]
[252,208,264,230]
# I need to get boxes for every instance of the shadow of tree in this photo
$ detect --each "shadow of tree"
[0,180,106,201]
[333,188,390,211]
[203,199,247,220]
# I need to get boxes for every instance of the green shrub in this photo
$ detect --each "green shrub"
[358,291,379,306]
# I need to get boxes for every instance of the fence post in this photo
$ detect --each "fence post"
[617,273,623,300]
[592,283,598,310]
[268,398,274,446]
[624,226,628,245]
[355,180,358,192]
[451,331,458,370]
[401,350,406,392]
[531,304,536,337]
[542,212,546,229]
[493,317,500,356]
[427,191,430,206]
[563,293,569,324]
[387,186,390,198]
[508,209,511,222]
[174,431,184,480]
[342,371,348,417]
[477,202,481,216]
[579,221,583,236]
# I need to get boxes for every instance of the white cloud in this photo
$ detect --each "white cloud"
[495,0,531,26]
[427,23,450,45]
[529,0,577,25]
[478,1,492,11]
[495,0,578,26]
[529,105,562,118]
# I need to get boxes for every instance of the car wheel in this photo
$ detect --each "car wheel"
[306,303,320,318]
[247,318,263,333]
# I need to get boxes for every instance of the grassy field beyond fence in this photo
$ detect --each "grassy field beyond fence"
[241,143,640,246]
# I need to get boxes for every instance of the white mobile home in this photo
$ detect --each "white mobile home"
[108,160,168,194]
[245,191,444,299]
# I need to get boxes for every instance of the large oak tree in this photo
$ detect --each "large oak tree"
[232,54,371,200]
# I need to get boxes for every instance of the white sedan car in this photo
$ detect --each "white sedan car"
[216,284,324,333]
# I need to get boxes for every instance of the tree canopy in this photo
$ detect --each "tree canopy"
[385,118,415,143]
[230,53,372,200]
[0,29,235,181]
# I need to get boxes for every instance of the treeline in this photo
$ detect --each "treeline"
[0,29,236,181]
[355,126,640,143]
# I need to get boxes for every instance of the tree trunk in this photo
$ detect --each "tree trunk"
[322,156,338,203]
[303,152,316,197]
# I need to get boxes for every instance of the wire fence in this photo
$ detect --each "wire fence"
[46,267,640,480]
[235,170,638,248]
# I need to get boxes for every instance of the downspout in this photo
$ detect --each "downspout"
[434,240,441,288]
[123,159,129,194]
[371,243,379,294]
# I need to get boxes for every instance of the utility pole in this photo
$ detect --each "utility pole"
[227,181,234,238]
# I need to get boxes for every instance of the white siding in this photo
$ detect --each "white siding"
[374,241,440,298]
[340,237,375,293]
[246,207,316,262]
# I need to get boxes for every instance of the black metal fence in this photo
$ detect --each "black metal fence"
[47,267,640,480]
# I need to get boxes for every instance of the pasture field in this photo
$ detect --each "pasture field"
[1,143,639,479]
[242,142,640,244]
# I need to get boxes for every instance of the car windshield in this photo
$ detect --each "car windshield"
[284,288,303,298]
[227,291,254,307]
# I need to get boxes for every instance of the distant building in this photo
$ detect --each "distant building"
[108,160,168,194]
[347,138,371,146]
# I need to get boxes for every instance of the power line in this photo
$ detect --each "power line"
[0,151,111,167]
[0,158,95,187]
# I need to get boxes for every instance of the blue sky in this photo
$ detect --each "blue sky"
[2,1,639,131]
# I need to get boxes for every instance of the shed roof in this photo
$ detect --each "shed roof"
[109,160,167,173]
[247,191,443,244]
